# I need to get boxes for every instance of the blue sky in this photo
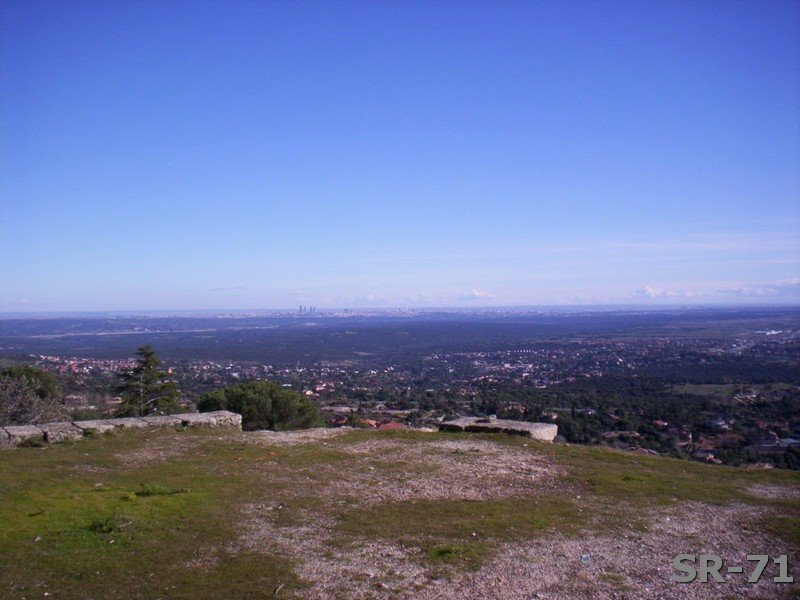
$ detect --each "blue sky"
[1,0,798,311]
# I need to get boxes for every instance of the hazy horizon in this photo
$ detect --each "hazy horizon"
[2,302,799,319]
[2,1,798,312]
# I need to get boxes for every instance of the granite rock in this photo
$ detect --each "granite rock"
[178,413,218,428]
[139,415,183,428]
[39,421,84,443]
[106,417,149,429]
[203,411,243,428]
[4,425,45,446]
[73,420,117,434]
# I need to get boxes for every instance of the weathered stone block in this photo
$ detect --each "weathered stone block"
[204,411,242,429]
[0,410,245,449]
[73,420,117,434]
[106,417,149,429]
[4,425,45,446]
[179,413,218,428]
[39,421,84,443]
[139,415,183,428]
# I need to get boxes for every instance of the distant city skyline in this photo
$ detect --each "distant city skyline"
[2,1,798,312]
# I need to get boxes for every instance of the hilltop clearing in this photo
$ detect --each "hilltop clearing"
[1,428,797,598]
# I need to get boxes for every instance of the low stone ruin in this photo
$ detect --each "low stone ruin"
[0,410,242,448]
[439,416,558,441]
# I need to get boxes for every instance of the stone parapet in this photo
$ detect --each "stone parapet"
[203,410,243,428]
[39,422,84,443]
[177,413,219,428]
[0,411,243,448]
[73,420,118,434]
[4,424,45,446]
[139,415,184,428]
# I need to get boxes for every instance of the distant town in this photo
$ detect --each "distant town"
[2,307,797,469]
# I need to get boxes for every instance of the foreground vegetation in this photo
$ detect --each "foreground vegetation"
[1,427,798,598]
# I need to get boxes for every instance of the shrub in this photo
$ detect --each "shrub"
[0,374,64,425]
[197,381,323,431]
[1,365,61,400]
[87,515,133,534]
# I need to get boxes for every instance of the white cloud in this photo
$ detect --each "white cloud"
[718,278,800,299]
[456,289,495,302]
[633,286,697,300]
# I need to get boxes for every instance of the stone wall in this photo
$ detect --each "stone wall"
[0,410,242,448]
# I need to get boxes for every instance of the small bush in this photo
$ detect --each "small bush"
[0,373,64,426]
[87,515,133,534]
[425,542,485,568]
[197,381,324,431]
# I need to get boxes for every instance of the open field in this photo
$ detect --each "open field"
[672,383,797,400]
[1,428,798,599]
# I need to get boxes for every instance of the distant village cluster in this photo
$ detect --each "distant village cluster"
[25,324,800,469]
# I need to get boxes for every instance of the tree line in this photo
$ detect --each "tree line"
[0,345,322,431]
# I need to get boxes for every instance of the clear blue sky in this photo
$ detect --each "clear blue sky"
[1,0,798,311]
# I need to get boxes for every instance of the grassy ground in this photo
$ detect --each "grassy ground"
[0,430,307,598]
[1,428,798,599]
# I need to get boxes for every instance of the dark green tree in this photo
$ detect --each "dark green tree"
[197,381,323,431]
[117,346,180,416]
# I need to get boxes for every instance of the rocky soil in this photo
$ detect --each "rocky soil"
[233,429,799,599]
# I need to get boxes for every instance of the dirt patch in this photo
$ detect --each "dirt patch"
[319,438,561,505]
[244,427,356,446]
[235,506,425,599]
[184,547,221,569]
[432,502,798,600]
[237,501,797,599]
[115,435,196,467]
[747,483,800,501]
[229,430,797,599]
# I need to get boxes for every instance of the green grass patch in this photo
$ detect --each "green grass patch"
[0,429,306,599]
[86,514,135,534]
[338,495,584,542]
[763,515,800,545]
[504,437,800,507]
[424,541,487,570]
[136,482,189,497]
[335,494,586,570]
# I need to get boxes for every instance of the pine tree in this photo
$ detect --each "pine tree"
[117,345,180,416]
